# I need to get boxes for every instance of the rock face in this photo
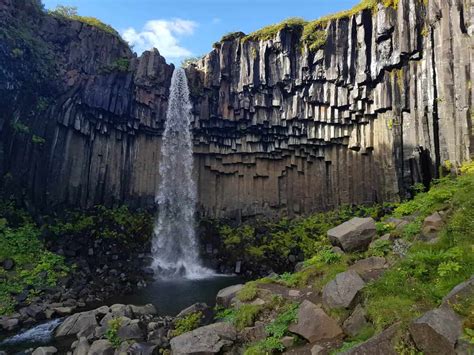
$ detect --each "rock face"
[216,284,243,308]
[288,300,343,342]
[328,217,376,252]
[409,307,462,355]
[322,270,365,309]
[0,0,472,218]
[170,322,237,354]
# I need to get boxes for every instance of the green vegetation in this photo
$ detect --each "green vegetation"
[10,120,30,134]
[301,23,327,52]
[237,282,259,302]
[32,135,46,145]
[364,162,474,330]
[49,5,120,37]
[171,312,203,337]
[0,207,70,314]
[103,58,131,73]
[243,17,307,43]
[244,303,299,354]
[234,304,264,330]
[105,317,123,348]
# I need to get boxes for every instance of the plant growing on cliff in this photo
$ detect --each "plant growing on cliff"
[243,17,307,42]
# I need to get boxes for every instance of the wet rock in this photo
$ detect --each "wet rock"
[170,322,237,354]
[32,347,57,355]
[288,300,343,342]
[322,270,365,310]
[349,256,388,281]
[88,339,114,355]
[216,284,243,308]
[55,310,98,338]
[327,218,376,252]
[343,304,369,337]
[409,307,462,354]
[343,323,399,355]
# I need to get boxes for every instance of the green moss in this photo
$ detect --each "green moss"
[243,17,307,42]
[237,282,259,302]
[234,304,263,330]
[48,5,121,37]
[171,312,203,337]
[32,135,46,145]
[10,120,30,134]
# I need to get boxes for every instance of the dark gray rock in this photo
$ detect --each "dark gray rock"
[327,218,377,252]
[349,256,388,281]
[322,270,365,310]
[409,307,462,355]
[216,284,243,308]
[32,347,57,355]
[55,310,98,338]
[127,342,157,355]
[342,323,399,355]
[288,300,343,343]
[88,339,114,355]
[343,304,369,337]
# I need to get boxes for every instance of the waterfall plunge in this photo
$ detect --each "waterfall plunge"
[152,68,212,279]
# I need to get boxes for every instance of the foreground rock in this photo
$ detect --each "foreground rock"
[322,270,365,309]
[32,347,57,355]
[342,304,369,337]
[349,257,388,281]
[442,275,474,308]
[170,322,237,354]
[216,284,243,308]
[327,218,376,252]
[288,300,343,342]
[409,307,462,354]
[342,324,400,355]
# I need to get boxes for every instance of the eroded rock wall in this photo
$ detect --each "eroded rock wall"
[187,0,473,218]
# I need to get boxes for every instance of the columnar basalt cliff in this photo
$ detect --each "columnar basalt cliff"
[0,0,472,218]
[187,0,473,218]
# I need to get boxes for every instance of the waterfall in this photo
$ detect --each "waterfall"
[152,67,212,279]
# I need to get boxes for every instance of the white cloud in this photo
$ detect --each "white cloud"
[122,19,197,59]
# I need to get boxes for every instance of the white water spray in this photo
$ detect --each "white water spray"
[152,67,212,279]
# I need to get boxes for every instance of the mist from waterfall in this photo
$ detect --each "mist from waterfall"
[152,67,212,279]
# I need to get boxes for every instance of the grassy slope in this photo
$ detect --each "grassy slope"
[214,162,474,354]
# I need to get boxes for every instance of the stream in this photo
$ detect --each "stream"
[0,275,243,353]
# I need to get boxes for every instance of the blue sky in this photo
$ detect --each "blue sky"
[42,0,360,63]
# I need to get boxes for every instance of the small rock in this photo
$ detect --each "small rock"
[311,345,325,355]
[131,304,157,317]
[73,337,89,355]
[53,306,74,316]
[216,284,243,308]
[349,256,387,281]
[327,217,376,252]
[128,342,157,355]
[3,258,15,270]
[0,317,20,331]
[322,270,365,310]
[281,336,294,348]
[294,262,305,272]
[288,300,343,342]
[422,212,443,237]
[409,307,462,354]
[343,304,369,337]
[288,290,301,298]
[332,246,345,254]
[240,321,266,342]
[32,347,57,355]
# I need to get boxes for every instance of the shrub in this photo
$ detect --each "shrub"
[243,18,307,42]
[106,317,123,348]
[237,282,258,302]
[234,304,263,330]
[171,312,202,337]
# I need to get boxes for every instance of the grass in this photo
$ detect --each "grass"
[237,282,259,302]
[364,162,474,331]
[171,312,203,337]
[234,304,264,330]
[243,17,307,42]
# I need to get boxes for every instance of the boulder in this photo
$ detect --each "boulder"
[0,317,20,331]
[343,323,399,355]
[216,284,243,308]
[170,322,237,354]
[53,306,74,316]
[55,310,98,338]
[343,304,369,337]
[288,300,343,343]
[311,345,325,355]
[73,337,89,355]
[327,218,376,252]
[131,304,157,317]
[110,304,133,318]
[176,303,209,318]
[409,307,462,354]
[117,319,145,341]
[88,339,114,355]
[421,212,443,237]
[240,321,266,342]
[322,271,365,309]
[442,275,474,308]
[128,342,158,355]
[32,347,57,355]
[281,336,294,348]
[349,257,387,281]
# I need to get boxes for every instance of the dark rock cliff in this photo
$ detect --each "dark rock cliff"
[0,0,472,218]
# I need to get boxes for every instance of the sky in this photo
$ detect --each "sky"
[42,0,361,64]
